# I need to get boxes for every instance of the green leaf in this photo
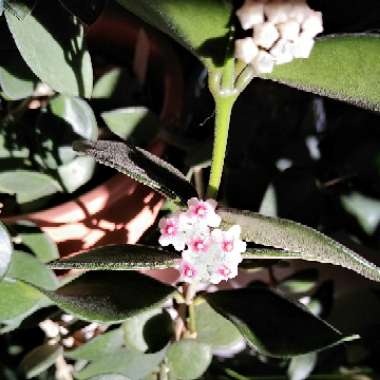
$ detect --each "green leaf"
[123,308,172,353]
[288,353,317,380]
[20,343,62,379]
[66,328,124,361]
[0,278,47,322]
[14,221,59,263]
[0,222,13,280]
[278,269,319,294]
[101,107,160,146]
[4,0,35,20]
[7,250,59,290]
[88,376,129,380]
[0,170,62,204]
[167,340,212,380]
[58,156,96,193]
[341,192,380,235]
[73,140,198,203]
[116,0,233,69]
[48,244,178,271]
[5,0,93,97]
[220,208,380,282]
[195,300,243,351]
[0,50,36,100]
[75,347,167,380]
[205,287,356,358]
[265,35,380,112]
[42,271,176,323]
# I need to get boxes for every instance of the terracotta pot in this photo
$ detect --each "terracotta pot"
[2,9,184,257]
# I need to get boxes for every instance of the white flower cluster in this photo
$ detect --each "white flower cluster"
[158,198,246,284]
[235,0,323,74]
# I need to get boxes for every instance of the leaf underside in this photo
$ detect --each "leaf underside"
[220,208,380,282]
[73,139,197,203]
[48,244,178,270]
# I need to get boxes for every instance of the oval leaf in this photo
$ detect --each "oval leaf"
[265,35,380,112]
[117,0,232,69]
[75,347,167,380]
[0,170,62,204]
[205,287,355,358]
[65,328,124,361]
[42,271,176,323]
[20,343,62,379]
[0,222,12,280]
[5,0,93,97]
[167,340,212,380]
[220,208,380,282]
[73,139,198,203]
[7,250,59,290]
[48,244,178,271]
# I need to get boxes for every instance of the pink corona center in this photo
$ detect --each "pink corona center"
[192,203,207,217]
[222,240,234,252]
[183,263,197,278]
[190,238,208,253]
[218,265,231,278]
[162,220,177,236]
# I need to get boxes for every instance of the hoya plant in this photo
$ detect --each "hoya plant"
[1,0,380,379]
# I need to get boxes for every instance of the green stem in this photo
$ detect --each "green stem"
[206,94,236,199]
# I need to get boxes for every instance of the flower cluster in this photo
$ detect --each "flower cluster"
[235,0,323,74]
[158,198,246,284]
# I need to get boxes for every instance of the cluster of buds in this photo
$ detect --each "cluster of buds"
[235,0,323,74]
[158,198,247,284]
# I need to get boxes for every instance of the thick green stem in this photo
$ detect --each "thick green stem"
[206,94,236,199]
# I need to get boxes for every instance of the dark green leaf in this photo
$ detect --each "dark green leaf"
[7,250,59,290]
[58,0,105,24]
[101,107,160,146]
[195,300,242,350]
[265,35,380,112]
[167,340,212,380]
[75,347,167,380]
[5,0,93,97]
[0,278,48,322]
[116,0,233,69]
[14,221,59,263]
[48,244,178,271]
[65,328,124,361]
[4,0,35,20]
[20,343,62,379]
[0,222,12,280]
[73,139,197,203]
[205,287,356,357]
[0,50,36,100]
[221,208,380,282]
[42,271,176,323]
[0,170,62,204]
[123,308,172,353]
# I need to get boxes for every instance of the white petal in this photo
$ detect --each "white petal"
[187,197,199,208]
[208,213,221,228]
[302,11,323,38]
[253,22,280,49]
[206,198,218,210]
[264,1,291,24]
[277,20,300,41]
[292,36,314,58]
[211,229,223,243]
[270,39,294,64]
[289,1,310,23]
[158,235,171,247]
[251,50,275,74]
[228,225,242,238]
[236,0,265,30]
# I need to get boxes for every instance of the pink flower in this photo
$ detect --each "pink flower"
[210,263,239,284]
[211,225,246,258]
[158,214,186,251]
[187,198,221,227]
[179,261,198,282]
